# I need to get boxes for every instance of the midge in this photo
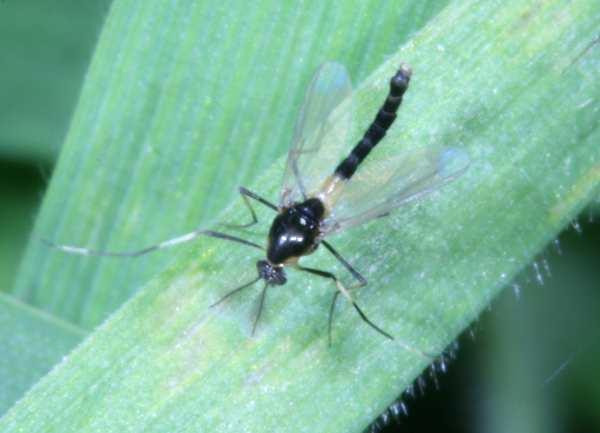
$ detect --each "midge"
[46,62,468,345]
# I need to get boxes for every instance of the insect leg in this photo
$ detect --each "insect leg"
[209,276,261,308]
[321,240,367,287]
[318,270,432,358]
[240,186,278,211]
[328,291,340,346]
[252,282,269,336]
[221,187,278,229]
[42,228,263,258]
[296,265,393,341]
[302,244,370,344]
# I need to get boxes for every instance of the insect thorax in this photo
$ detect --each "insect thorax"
[266,198,325,265]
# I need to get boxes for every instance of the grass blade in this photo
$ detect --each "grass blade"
[0,293,85,415]
[3,0,600,432]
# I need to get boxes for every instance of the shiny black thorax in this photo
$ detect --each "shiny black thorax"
[267,198,325,265]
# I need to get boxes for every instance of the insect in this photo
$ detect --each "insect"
[45,62,469,345]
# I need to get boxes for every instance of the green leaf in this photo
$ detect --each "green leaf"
[12,0,449,328]
[0,1,110,163]
[4,0,600,433]
[0,293,85,416]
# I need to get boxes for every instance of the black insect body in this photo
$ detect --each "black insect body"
[264,69,412,273]
[334,67,410,181]
[265,198,324,267]
[45,62,468,347]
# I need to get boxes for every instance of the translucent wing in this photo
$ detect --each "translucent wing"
[320,147,470,235]
[280,62,353,207]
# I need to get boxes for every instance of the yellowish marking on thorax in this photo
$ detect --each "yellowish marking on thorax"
[315,174,346,216]
[282,256,299,266]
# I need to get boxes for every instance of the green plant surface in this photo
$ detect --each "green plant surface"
[2,1,599,432]
[0,1,110,163]
[0,293,85,416]
[12,0,450,329]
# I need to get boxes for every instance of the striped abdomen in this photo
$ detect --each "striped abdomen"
[334,65,412,180]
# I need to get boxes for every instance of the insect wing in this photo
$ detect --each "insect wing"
[280,62,353,207]
[321,147,470,235]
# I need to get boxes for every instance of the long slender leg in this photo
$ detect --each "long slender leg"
[320,241,367,343]
[296,265,393,341]
[311,266,431,358]
[222,187,278,229]
[222,191,259,229]
[252,282,269,336]
[240,186,278,211]
[328,291,340,346]
[312,267,432,358]
[41,228,263,258]
[321,240,367,287]
[209,276,261,308]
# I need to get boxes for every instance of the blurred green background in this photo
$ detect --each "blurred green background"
[0,0,111,290]
[1,1,599,432]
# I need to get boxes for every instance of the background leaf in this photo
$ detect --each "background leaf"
[0,293,85,416]
[0,163,45,291]
[1,1,599,432]
[0,0,110,163]
[0,0,109,292]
